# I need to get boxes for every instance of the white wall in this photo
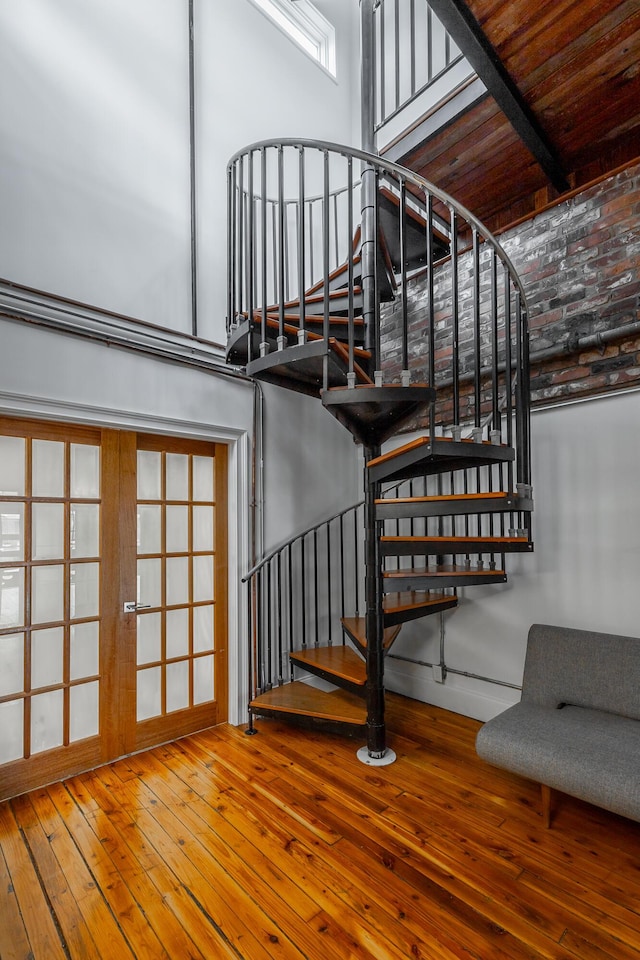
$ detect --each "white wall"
[196,0,359,343]
[0,0,192,330]
[0,0,359,342]
[385,389,640,720]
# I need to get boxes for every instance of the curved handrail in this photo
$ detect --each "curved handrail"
[243,498,364,583]
[227,137,527,304]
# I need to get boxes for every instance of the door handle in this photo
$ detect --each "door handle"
[123,601,152,613]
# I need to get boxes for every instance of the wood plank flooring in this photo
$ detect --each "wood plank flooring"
[2,692,640,959]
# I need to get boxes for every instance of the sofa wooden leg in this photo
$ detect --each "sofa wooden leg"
[541,783,552,828]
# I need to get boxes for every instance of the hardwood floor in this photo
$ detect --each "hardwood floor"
[2,692,640,959]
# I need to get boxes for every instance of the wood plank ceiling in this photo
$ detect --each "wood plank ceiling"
[391,0,640,232]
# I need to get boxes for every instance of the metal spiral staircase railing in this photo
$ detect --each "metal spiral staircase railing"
[226,138,533,762]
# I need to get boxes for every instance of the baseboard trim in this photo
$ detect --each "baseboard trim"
[384,658,519,722]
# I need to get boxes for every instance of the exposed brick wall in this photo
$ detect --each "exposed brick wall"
[380,160,640,417]
[504,161,640,404]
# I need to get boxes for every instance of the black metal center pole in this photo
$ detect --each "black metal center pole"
[364,444,385,757]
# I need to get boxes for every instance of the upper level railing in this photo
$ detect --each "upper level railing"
[373,0,465,134]
[227,138,531,488]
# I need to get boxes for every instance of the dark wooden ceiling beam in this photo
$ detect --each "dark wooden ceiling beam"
[428,0,570,192]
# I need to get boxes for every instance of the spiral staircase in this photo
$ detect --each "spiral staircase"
[226,139,533,761]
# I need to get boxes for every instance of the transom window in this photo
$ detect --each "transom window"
[248,0,336,77]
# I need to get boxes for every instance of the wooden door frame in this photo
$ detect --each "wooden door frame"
[0,413,247,801]
[125,432,229,754]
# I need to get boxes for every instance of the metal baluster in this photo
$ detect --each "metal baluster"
[271,201,278,313]
[354,506,360,616]
[400,177,409,382]
[516,289,532,489]
[323,150,330,391]
[410,0,416,97]
[333,190,339,269]
[227,165,234,337]
[340,514,346,620]
[394,0,400,113]
[266,559,273,687]
[260,148,267,354]
[380,0,386,124]
[347,156,355,380]
[472,226,481,428]
[284,201,290,305]
[298,147,306,343]
[327,523,332,644]
[246,580,256,733]
[247,151,255,347]
[301,536,307,649]
[288,542,294,680]
[504,265,514,494]
[256,567,264,691]
[276,551,283,684]
[277,145,285,349]
[427,5,433,82]
[463,468,469,541]
[309,201,315,285]
[426,191,436,439]
[313,528,319,647]
[373,168,381,375]
[450,205,459,425]
[410,478,415,537]
[491,248,499,436]
[237,156,244,324]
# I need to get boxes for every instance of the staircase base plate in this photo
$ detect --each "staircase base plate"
[356,745,397,766]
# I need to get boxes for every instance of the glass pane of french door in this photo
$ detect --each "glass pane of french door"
[0,419,103,798]
[130,435,227,752]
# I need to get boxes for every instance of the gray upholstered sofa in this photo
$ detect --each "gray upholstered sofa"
[475,623,640,827]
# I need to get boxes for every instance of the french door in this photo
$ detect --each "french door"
[0,419,227,800]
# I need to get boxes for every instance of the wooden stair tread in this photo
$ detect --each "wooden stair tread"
[341,617,401,651]
[287,316,365,329]
[381,535,530,544]
[368,436,430,467]
[247,314,323,342]
[328,339,373,385]
[247,314,367,347]
[328,338,372,362]
[290,646,366,685]
[384,565,506,579]
[383,591,458,614]
[278,287,363,312]
[367,434,506,470]
[380,535,532,557]
[246,336,373,397]
[250,681,366,724]
[377,492,511,505]
[375,490,533,520]
[250,314,371,362]
[325,382,431,392]
[305,256,362,296]
[265,313,365,330]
